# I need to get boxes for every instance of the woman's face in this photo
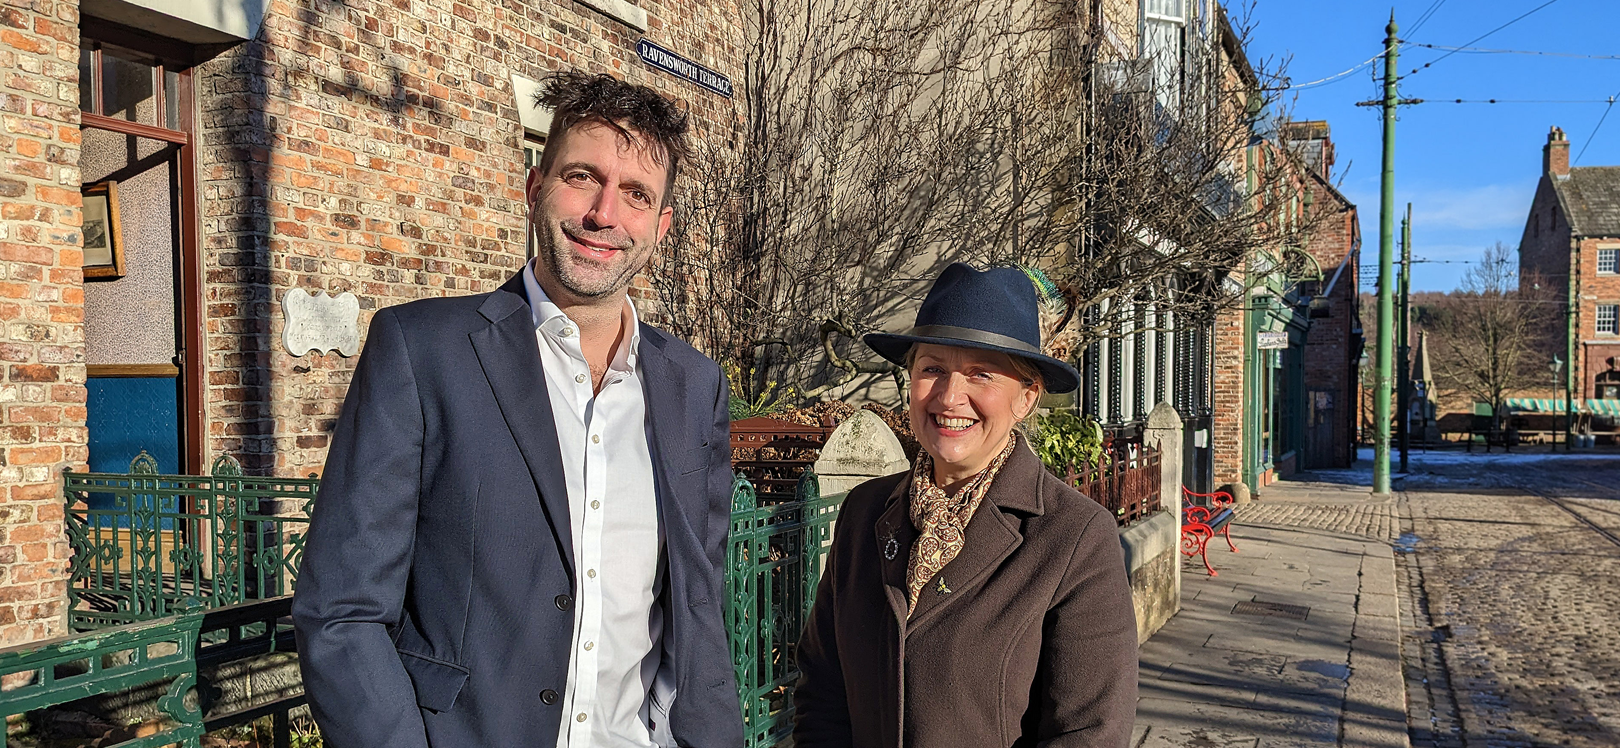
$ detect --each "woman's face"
[908,343,1041,481]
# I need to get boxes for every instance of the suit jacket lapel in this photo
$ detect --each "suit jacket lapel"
[906,435,1044,634]
[636,329,699,553]
[469,275,575,584]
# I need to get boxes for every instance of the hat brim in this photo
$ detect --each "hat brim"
[864,332,1079,394]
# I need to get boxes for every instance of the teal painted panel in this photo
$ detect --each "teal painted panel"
[87,377,180,474]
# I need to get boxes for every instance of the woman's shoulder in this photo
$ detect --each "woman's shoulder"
[825,470,907,535]
[1034,464,1118,533]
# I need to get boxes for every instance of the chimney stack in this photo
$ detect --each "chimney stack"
[1545,125,1570,177]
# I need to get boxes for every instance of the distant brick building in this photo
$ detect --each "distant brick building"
[1292,121,1361,470]
[1208,121,1360,494]
[1519,126,1620,403]
[0,0,743,647]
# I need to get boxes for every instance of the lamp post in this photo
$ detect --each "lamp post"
[1551,355,1564,449]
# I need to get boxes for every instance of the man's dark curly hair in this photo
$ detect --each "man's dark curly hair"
[532,70,690,205]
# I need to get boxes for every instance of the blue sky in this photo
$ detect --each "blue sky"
[1245,1,1620,292]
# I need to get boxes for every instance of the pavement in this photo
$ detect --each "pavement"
[1134,446,1620,748]
[1131,476,1409,748]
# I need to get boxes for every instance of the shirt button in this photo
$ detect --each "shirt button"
[591,434,601,444]
[575,373,586,384]
[584,641,595,651]
[576,713,588,723]
[561,327,574,337]
[590,500,600,510]
[587,568,597,578]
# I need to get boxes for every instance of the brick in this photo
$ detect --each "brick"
[6,445,60,464]
[8,363,56,381]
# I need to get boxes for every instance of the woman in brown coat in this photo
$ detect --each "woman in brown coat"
[793,263,1139,748]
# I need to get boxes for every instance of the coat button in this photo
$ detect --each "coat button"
[540,689,558,705]
[555,594,573,611]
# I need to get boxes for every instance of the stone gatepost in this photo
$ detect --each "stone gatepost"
[1143,402,1185,530]
[1141,402,1185,627]
[813,409,910,498]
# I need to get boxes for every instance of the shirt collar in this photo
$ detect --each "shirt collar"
[522,260,642,370]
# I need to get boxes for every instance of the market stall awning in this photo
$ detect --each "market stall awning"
[1587,399,1620,416]
[1504,398,1580,414]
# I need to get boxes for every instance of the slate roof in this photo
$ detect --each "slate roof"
[1553,166,1620,237]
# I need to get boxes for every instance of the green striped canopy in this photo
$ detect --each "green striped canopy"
[1504,398,1578,413]
[1588,399,1620,416]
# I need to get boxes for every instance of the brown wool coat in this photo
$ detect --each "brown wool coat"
[792,436,1139,748]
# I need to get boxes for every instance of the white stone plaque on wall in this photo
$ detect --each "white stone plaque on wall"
[283,289,361,357]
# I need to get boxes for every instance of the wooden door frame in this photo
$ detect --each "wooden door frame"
[78,37,204,475]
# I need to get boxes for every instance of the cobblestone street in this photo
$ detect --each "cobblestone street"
[1242,448,1620,747]
[1395,449,1620,748]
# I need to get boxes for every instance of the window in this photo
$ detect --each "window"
[1142,0,1185,112]
[522,137,545,261]
[77,42,183,130]
[1599,248,1618,275]
[1599,304,1619,335]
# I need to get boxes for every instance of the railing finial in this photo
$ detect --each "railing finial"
[211,454,244,477]
[129,451,158,475]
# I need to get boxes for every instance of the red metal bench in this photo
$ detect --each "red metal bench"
[1181,488,1240,576]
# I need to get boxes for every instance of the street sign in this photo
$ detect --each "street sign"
[1257,331,1289,350]
[636,39,733,98]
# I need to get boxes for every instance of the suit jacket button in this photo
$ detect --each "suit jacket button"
[555,594,573,611]
[540,689,559,705]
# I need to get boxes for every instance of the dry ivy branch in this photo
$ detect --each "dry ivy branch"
[650,0,1327,408]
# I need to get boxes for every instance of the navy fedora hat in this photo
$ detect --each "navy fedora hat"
[864,262,1079,394]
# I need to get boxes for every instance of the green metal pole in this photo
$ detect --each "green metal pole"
[1373,16,1398,495]
[1567,257,1576,451]
[1398,205,1411,473]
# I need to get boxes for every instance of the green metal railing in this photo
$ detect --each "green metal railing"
[726,470,844,748]
[63,453,317,632]
[54,458,842,747]
[0,596,304,747]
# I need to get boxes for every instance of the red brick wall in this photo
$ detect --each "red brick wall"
[1574,236,1620,398]
[1517,177,1571,310]
[194,0,744,476]
[1210,305,1244,486]
[1302,192,1358,467]
[0,0,82,646]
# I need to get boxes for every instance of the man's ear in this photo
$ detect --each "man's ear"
[656,205,674,244]
[525,166,543,203]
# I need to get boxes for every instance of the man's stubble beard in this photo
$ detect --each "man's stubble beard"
[530,208,647,301]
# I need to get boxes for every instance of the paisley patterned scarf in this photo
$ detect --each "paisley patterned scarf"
[904,435,1017,616]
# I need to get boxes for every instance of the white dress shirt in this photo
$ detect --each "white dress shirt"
[523,263,665,748]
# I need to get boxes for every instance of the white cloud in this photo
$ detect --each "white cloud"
[1340,183,1533,232]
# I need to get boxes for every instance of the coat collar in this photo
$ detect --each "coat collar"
[871,433,1050,634]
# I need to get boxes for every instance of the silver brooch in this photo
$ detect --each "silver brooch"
[882,530,899,561]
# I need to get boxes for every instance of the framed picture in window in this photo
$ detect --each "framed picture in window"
[82,180,125,280]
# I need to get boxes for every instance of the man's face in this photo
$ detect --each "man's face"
[526,121,674,303]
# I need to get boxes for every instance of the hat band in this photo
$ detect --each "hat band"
[906,325,1043,357]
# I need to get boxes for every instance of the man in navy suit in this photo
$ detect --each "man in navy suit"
[292,71,744,748]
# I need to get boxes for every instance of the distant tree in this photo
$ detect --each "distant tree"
[1418,243,1558,431]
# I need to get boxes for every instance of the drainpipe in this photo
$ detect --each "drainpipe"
[1568,236,1578,450]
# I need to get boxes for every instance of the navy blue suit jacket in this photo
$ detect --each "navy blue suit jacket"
[292,273,744,748]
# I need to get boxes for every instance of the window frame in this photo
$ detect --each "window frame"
[1598,304,1619,335]
[1598,247,1619,275]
